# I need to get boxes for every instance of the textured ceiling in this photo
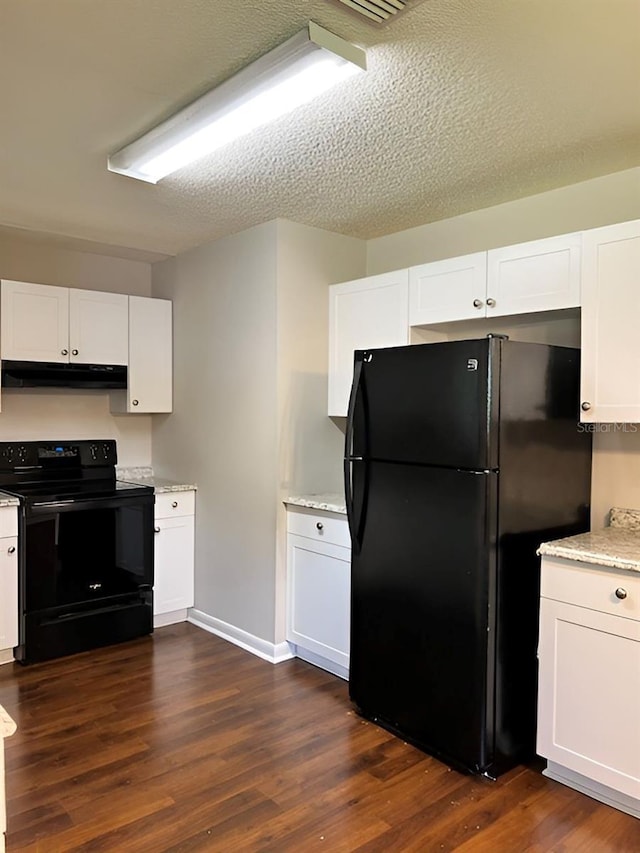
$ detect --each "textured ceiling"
[1,0,639,259]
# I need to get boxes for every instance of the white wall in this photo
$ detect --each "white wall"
[0,233,153,464]
[367,167,640,274]
[366,167,640,528]
[152,223,280,643]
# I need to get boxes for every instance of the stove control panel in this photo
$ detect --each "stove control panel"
[0,440,118,471]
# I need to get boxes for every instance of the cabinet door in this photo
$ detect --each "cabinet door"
[537,597,640,799]
[286,533,350,671]
[581,220,640,422]
[126,296,172,413]
[69,289,128,365]
[153,515,194,616]
[328,271,409,417]
[0,537,18,651]
[0,280,69,363]
[409,253,487,325]
[487,233,581,317]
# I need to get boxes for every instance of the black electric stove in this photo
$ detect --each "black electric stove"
[0,440,155,664]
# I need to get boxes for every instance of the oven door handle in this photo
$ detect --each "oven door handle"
[30,499,76,508]
[27,492,154,514]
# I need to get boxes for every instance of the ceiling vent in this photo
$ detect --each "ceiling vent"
[330,0,420,24]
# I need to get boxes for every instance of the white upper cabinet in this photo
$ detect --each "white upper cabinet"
[487,233,581,317]
[1,280,69,363]
[328,271,409,417]
[68,289,128,365]
[111,296,172,414]
[409,233,581,326]
[409,253,487,325]
[580,219,640,423]
[1,281,127,365]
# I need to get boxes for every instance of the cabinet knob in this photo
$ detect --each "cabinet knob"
[7,545,15,554]
[132,399,139,406]
[486,298,496,308]
[581,401,592,411]
[172,501,178,508]
[316,522,324,531]
[154,526,161,534]
[615,587,627,600]
[473,299,484,309]
[61,348,68,356]
[72,348,79,356]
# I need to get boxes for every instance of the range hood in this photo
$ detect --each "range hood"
[1,360,127,389]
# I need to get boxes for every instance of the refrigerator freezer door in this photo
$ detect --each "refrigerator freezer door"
[354,338,499,470]
[349,460,497,774]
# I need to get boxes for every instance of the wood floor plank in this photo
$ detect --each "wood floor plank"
[0,622,637,852]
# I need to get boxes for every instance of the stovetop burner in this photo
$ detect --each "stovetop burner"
[1,479,152,503]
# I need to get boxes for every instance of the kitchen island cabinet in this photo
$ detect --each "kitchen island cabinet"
[537,526,640,819]
[285,501,350,679]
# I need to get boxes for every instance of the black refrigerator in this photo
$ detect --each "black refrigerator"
[345,336,592,778]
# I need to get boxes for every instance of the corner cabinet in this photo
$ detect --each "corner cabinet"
[111,296,173,414]
[580,219,640,423]
[328,271,409,417]
[0,281,128,365]
[286,506,351,679]
[0,508,18,665]
[153,490,195,626]
[537,556,640,818]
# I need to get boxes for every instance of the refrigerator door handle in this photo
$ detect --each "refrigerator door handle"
[344,358,364,553]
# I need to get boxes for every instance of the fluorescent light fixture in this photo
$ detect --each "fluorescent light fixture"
[108,22,366,184]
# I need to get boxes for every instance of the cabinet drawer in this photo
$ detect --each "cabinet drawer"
[286,508,350,549]
[155,491,195,519]
[541,556,640,622]
[0,507,18,539]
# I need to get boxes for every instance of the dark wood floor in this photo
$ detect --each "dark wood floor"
[0,624,637,852]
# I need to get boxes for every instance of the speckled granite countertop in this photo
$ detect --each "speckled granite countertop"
[117,467,197,494]
[0,494,20,507]
[538,507,640,573]
[285,493,346,515]
[0,704,16,738]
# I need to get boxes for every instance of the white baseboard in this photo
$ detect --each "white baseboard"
[154,609,189,628]
[289,644,349,680]
[544,761,640,819]
[0,648,14,666]
[188,609,294,665]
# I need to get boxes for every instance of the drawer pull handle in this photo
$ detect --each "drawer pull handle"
[154,526,161,534]
[172,501,178,508]
[316,522,324,531]
[615,587,627,600]
[7,546,15,554]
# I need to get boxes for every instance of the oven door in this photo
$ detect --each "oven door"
[22,492,154,615]
[16,491,155,664]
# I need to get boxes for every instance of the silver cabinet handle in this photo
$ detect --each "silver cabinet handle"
[154,526,161,534]
[72,348,79,356]
[473,299,483,309]
[615,588,627,600]
[486,298,496,308]
[132,399,139,406]
[581,402,592,411]
[172,501,178,508]
[61,348,68,356]
[316,522,324,531]
[7,546,15,554]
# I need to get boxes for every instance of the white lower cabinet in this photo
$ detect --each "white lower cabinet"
[286,507,351,679]
[537,556,640,817]
[0,509,18,664]
[153,491,195,625]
